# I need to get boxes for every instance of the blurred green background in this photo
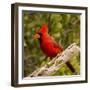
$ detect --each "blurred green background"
[23,11,80,77]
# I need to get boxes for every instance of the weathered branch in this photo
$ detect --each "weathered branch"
[27,43,80,77]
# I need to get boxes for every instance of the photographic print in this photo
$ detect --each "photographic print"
[11,3,88,87]
[23,11,80,77]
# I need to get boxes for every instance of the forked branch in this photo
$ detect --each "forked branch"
[27,43,80,77]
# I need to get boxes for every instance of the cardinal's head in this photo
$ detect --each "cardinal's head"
[33,24,48,41]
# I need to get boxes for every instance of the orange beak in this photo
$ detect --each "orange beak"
[33,34,40,40]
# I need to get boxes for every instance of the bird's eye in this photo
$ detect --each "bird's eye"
[38,32,42,36]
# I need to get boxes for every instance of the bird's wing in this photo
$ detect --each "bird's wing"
[50,36,63,51]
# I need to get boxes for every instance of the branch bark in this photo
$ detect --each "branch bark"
[28,43,80,77]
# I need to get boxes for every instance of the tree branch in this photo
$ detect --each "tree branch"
[27,43,80,77]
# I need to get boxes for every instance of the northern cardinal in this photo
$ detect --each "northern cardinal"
[34,24,75,73]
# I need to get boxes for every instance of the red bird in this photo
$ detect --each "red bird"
[34,24,63,58]
[34,24,75,73]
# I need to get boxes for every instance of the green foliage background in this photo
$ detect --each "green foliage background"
[23,11,80,77]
